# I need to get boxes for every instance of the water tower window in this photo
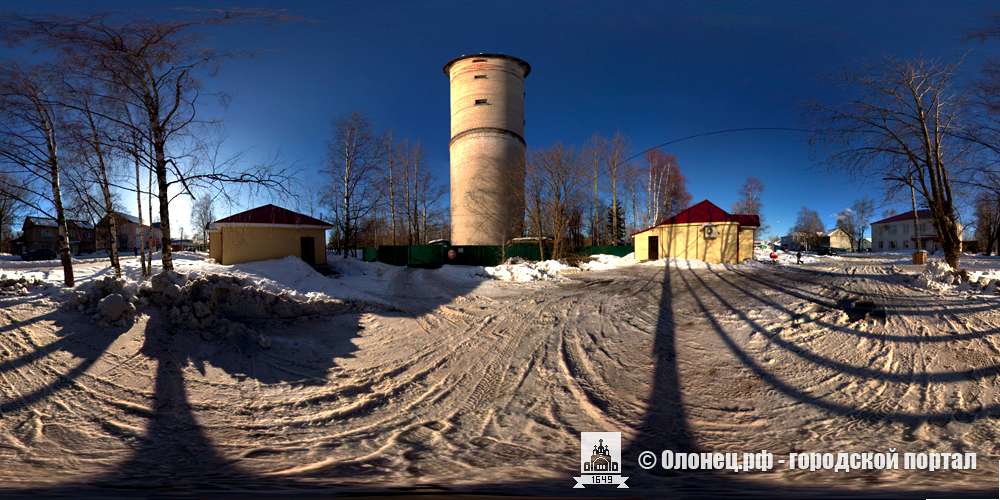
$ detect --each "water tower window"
[474,75,487,79]
[472,59,486,62]
[475,99,488,105]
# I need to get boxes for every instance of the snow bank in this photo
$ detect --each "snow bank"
[578,253,639,271]
[911,260,1000,296]
[484,257,568,281]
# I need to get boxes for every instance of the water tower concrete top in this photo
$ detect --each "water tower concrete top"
[443,53,531,78]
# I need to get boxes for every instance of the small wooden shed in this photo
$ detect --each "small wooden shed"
[632,200,760,264]
[207,205,333,266]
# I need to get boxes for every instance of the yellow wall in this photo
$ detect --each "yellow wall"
[209,231,221,261]
[739,228,756,262]
[635,222,748,264]
[217,226,327,265]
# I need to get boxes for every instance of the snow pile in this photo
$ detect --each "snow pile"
[0,272,46,296]
[483,257,568,281]
[60,267,377,345]
[64,275,140,327]
[911,260,1000,295]
[578,253,638,271]
[138,271,371,347]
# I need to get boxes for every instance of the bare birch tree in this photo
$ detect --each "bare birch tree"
[731,175,766,239]
[3,11,294,272]
[802,55,969,267]
[0,61,75,285]
[322,110,385,256]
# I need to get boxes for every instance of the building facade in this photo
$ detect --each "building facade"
[870,210,959,252]
[13,217,96,255]
[208,204,332,265]
[96,212,162,252]
[632,200,759,264]
[445,53,530,245]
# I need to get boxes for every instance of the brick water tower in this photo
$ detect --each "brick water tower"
[444,53,530,245]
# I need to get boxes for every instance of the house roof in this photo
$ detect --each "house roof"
[819,228,848,237]
[24,217,95,229]
[632,200,760,236]
[212,204,333,228]
[872,210,932,225]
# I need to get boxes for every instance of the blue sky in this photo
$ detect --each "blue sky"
[5,1,999,240]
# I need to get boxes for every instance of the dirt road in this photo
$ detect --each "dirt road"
[0,258,997,498]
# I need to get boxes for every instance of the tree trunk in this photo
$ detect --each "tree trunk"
[43,119,73,287]
[135,153,147,277]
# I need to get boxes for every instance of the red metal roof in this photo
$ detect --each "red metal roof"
[213,204,333,228]
[872,209,932,225]
[631,200,760,236]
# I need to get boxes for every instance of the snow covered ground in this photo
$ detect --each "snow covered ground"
[3,250,1000,497]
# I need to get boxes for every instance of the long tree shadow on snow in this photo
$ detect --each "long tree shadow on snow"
[0,267,482,499]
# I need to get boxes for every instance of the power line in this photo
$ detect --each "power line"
[624,127,809,164]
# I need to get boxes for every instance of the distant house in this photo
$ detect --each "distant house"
[631,200,760,264]
[207,204,333,265]
[96,212,161,252]
[870,210,960,252]
[818,228,852,251]
[14,217,96,255]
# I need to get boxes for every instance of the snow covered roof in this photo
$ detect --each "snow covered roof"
[632,200,760,236]
[24,217,95,229]
[819,228,847,237]
[26,217,57,227]
[872,210,932,225]
[213,204,333,229]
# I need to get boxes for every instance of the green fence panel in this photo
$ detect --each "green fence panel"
[362,248,378,263]
[407,244,444,269]
[375,245,444,268]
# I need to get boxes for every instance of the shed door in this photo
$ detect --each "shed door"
[301,236,315,265]
[648,236,659,260]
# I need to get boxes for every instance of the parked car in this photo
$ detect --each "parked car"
[817,246,838,256]
[20,248,58,261]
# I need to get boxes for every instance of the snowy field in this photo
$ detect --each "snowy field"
[2,249,1000,497]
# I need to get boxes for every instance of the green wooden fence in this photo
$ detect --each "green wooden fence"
[362,244,634,268]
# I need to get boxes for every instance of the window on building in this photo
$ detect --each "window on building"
[903,224,908,234]
[889,226,897,234]
[904,241,909,249]
[472,58,486,62]
[880,241,884,249]
[41,229,52,238]
[475,98,488,105]
[474,75,487,79]
[878,227,883,235]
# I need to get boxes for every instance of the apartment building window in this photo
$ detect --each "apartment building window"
[880,241,884,249]
[903,224,908,234]
[890,241,897,248]
[890,226,897,234]
[41,229,52,238]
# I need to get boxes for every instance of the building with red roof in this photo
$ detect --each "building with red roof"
[631,200,760,264]
[207,205,333,265]
[870,209,959,253]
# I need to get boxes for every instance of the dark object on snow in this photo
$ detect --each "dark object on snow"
[817,246,838,256]
[796,250,803,264]
[20,248,57,261]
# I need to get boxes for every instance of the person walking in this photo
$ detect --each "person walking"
[796,249,803,265]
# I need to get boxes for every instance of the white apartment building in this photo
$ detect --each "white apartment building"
[870,210,959,252]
